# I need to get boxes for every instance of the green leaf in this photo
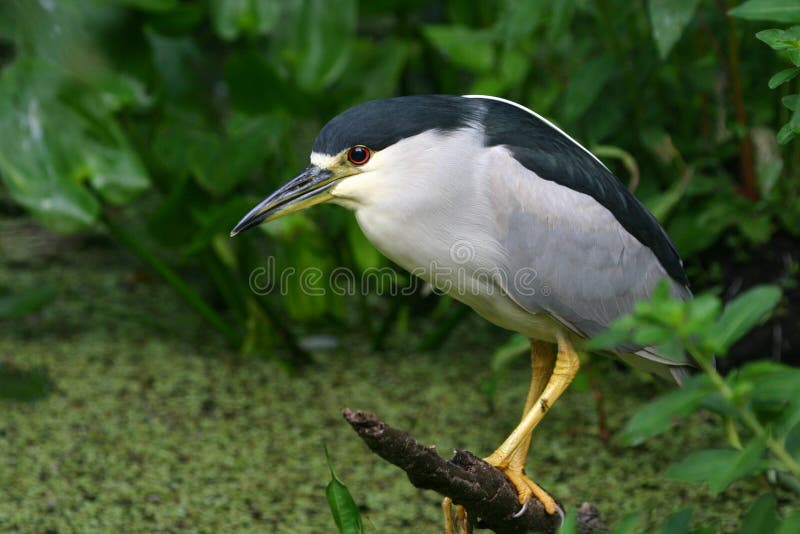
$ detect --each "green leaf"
[733,361,800,403]
[153,110,284,197]
[224,51,298,114]
[756,27,800,56]
[562,54,616,123]
[344,38,410,102]
[730,1,800,23]
[0,286,58,318]
[491,334,530,372]
[494,1,546,45]
[776,511,800,534]
[194,114,286,196]
[347,218,385,272]
[105,0,178,11]
[772,397,800,442]
[0,60,148,232]
[777,121,797,144]
[423,25,495,72]
[210,0,280,41]
[145,27,201,97]
[789,95,800,135]
[658,507,693,534]
[741,493,778,534]
[0,363,54,402]
[618,375,713,446]
[708,285,782,353]
[282,0,357,91]
[0,62,96,231]
[584,316,636,351]
[560,508,579,534]
[324,446,363,534]
[769,67,800,89]
[648,0,701,59]
[611,512,644,534]
[664,438,767,493]
[784,94,799,111]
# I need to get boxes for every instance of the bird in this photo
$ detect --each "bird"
[230,94,692,525]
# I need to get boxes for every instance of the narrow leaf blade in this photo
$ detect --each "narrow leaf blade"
[729,0,800,23]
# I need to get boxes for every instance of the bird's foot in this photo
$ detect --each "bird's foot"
[485,462,558,515]
[442,497,470,534]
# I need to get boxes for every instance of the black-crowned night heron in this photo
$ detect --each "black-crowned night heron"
[231,95,692,520]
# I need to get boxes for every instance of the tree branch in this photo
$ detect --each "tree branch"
[343,409,606,534]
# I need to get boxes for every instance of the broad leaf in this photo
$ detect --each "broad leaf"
[423,25,495,73]
[741,493,778,534]
[224,51,298,114]
[210,0,280,41]
[324,446,363,534]
[658,507,693,534]
[0,286,58,318]
[708,285,782,353]
[732,361,800,404]
[282,0,357,91]
[769,67,800,89]
[0,61,148,232]
[610,513,644,534]
[664,438,767,493]
[618,375,713,445]
[562,54,616,123]
[490,334,531,372]
[776,511,800,534]
[756,27,800,61]
[648,0,701,59]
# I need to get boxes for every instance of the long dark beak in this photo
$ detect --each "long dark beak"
[230,165,335,236]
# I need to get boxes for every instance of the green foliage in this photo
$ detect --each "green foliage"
[730,0,800,143]
[482,333,529,404]
[589,282,799,531]
[1,0,799,356]
[0,363,54,402]
[658,508,694,534]
[616,375,714,446]
[0,285,57,318]
[729,0,800,23]
[324,445,364,534]
[648,0,701,59]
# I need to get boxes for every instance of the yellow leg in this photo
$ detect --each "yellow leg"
[484,333,580,514]
[442,497,469,534]
[506,340,555,472]
[443,497,454,534]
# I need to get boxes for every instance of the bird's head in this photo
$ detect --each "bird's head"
[230,95,479,236]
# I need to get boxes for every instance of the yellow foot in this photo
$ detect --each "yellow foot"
[488,465,558,515]
[442,497,469,534]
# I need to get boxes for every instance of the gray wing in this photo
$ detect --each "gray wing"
[486,146,692,367]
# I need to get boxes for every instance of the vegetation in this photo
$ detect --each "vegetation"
[1,0,799,532]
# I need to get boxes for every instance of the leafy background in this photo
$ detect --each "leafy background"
[1,0,799,532]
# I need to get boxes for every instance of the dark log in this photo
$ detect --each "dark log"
[343,409,606,534]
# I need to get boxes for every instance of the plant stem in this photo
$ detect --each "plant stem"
[725,0,758,200]
[101,212,240,347]
[689,344,800,477]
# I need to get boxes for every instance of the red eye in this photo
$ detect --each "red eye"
[347,145,371,165]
